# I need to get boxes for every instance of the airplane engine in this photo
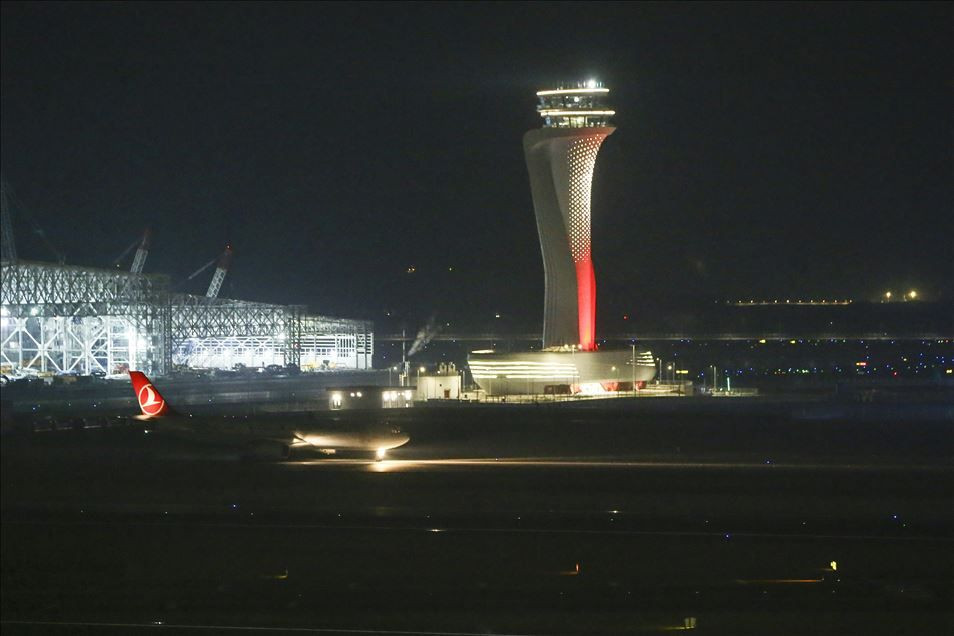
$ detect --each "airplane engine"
[243,441,291,461]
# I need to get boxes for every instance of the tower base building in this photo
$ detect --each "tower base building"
[469,349,657,396]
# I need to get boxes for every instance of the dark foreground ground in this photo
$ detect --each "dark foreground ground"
[2,402,952,635]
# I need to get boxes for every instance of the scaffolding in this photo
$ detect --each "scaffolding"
[1,261,373,376]
[1,261,169,375]
[170,297,372,371]
[299,313,374,371]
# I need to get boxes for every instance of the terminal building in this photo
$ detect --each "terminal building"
[468,80,656,396]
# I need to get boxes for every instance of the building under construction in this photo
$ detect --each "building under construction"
[0,259,372,377]
[0,185,372,377]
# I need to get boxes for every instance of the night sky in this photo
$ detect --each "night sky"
[2,3,951,331]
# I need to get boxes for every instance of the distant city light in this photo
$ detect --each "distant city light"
[885,291,892,300]
[908,290,917,300]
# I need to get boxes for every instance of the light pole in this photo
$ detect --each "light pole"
[666,364,673,384]
[630,344,636,392]
[656,358,662,385]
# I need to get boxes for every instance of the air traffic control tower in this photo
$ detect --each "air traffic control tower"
[467,80,655,396]
[524,80,615,351]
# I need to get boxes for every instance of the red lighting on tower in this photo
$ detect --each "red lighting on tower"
[523,80,615,351]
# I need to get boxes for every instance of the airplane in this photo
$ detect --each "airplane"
[129,371,410,460]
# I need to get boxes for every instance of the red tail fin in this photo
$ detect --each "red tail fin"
[129,371,173,418]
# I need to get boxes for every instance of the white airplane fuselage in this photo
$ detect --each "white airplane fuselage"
[144,413,410,457]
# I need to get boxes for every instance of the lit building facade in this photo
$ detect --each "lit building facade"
[469,348,656,396]
[524,80,615,350]
[0,260,372,377]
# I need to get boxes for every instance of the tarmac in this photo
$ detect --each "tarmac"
[2,400,952,635]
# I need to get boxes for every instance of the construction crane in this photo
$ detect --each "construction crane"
[129,228,151,274]
[0,177,16,263]
[0,176,64,264]
[206,245,233,299]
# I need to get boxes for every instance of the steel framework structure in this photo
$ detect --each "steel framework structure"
[1,261,169,375]
[170,296,372,371]
[2,261,373,376]
[299,313,373,371]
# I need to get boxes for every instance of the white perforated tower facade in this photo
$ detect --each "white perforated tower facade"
[523,81,615,351]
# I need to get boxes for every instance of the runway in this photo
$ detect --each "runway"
[286,456,954,472]
[2,411,952,635]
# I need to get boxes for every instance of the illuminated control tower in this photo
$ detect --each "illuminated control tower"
[524,80,615,351]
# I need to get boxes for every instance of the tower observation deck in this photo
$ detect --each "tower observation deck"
[524,80,615,350]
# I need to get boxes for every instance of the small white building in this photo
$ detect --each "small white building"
[416,363,462,401]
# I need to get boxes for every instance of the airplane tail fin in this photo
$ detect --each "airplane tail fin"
[129,371,174,418]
